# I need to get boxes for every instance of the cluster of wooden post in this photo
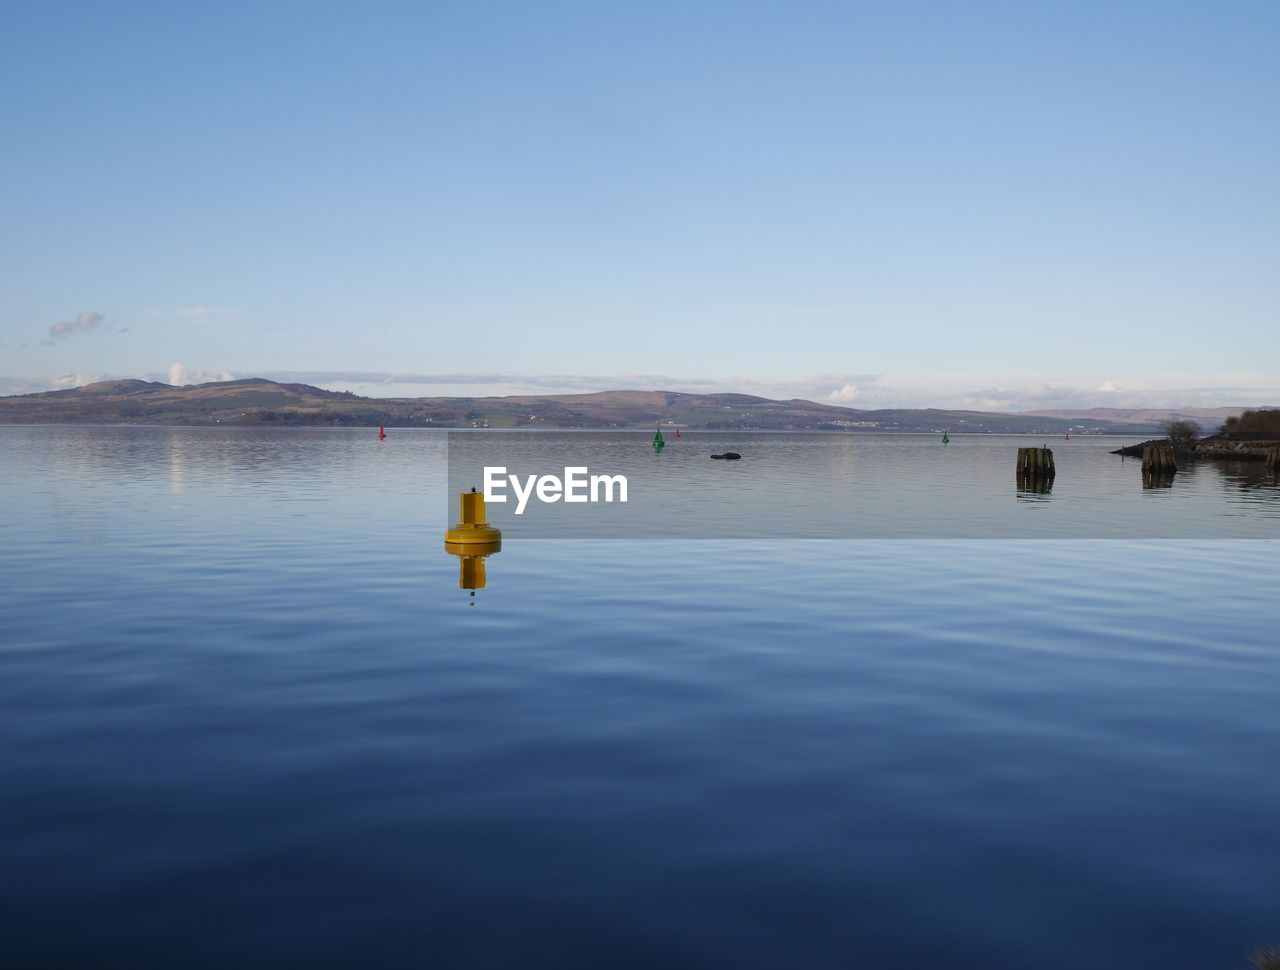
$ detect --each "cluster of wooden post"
[1267,445,1280,470]
[1016,447,1055,492]
[1141,445,1177,489]
[1141,445,1177,474]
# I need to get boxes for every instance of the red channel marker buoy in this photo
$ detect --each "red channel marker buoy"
[378,426,387,440]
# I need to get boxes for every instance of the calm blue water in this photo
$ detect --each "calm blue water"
[2,427,1278,968]
[445,430,1280,537]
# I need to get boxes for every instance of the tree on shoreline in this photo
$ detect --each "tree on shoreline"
[1221,408,1280,437]
[1161,418,1202,451]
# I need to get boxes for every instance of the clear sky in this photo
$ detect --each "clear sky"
[2,0,1276,409]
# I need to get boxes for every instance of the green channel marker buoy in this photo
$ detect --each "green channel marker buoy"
[653,428,665,451]
[942,431,950,445]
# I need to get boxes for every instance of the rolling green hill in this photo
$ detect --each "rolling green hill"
[0,378,1159,433]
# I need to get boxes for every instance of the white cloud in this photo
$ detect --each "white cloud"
[53,372,103,389]
[827,384,864,402]
[242,370,1277,410]
[41,311,126,345]
[0,376,63,395]
[168,362,237,386]
[254,370,886,402]
[867,372,1280,412]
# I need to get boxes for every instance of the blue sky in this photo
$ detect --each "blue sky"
[2,0,1276,409]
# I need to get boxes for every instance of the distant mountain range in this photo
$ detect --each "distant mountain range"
[0,378,1267,434]
[1024,405,1249,425]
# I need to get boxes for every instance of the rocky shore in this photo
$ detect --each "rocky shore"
[1112,436,1280,461]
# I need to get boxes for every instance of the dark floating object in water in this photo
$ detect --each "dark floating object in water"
[1015,447,1055,493]
[444,489,502,601]
[1142,445,1177,474]
[1141,445,1178,490]
[710,452,741,460]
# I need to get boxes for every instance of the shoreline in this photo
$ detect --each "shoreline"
[1112,437,1280,461]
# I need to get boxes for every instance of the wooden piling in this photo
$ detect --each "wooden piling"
[1267,445,1280,470]
[1016,447,1056,492]
[1142,445,1176,475]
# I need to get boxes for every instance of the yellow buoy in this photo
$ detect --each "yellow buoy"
[444,489,502,595]
[444,488,502,548]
